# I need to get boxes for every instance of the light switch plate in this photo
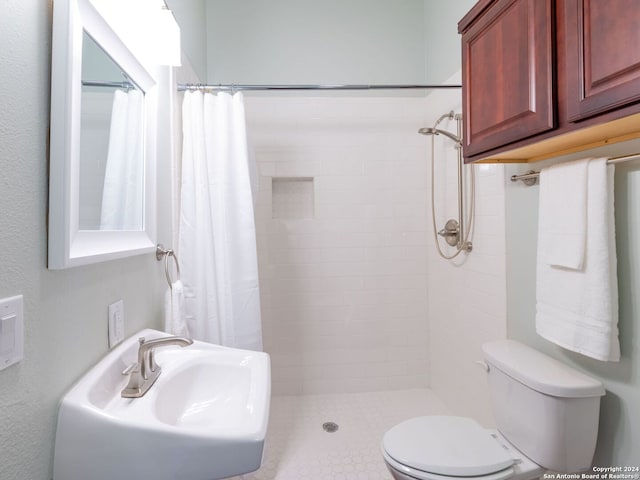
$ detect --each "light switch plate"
[108,300,124,348]
[0,295,24,370]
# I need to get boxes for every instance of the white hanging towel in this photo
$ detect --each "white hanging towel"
[164,280,190,337]
[536,157,620,361]
[537,158,588,269]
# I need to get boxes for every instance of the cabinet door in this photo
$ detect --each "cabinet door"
[461,0,555,157]
[564,0,640,122]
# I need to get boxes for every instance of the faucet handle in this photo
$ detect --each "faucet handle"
[122,337,146,377]
[122,363,139,376]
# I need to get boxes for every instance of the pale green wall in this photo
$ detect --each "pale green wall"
[0,1,171,478]
[204,0,427,85]
[423,0,475,83]
[166,0,208,81]
[505,140,640,466]
[172,0,471,86]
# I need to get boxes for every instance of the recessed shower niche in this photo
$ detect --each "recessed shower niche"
[271,177,315,219]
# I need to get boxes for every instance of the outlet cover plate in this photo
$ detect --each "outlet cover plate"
[108,300,124,348]
[0,295,24,370]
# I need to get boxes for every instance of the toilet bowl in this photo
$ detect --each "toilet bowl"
[382,416,544,480]
[381,340,605,478]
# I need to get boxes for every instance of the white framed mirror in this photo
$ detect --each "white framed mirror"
[49,0,157,269]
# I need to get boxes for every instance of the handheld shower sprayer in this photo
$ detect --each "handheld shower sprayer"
[417,127,462,145]
[418,110,474,259]
[418,111,462,145]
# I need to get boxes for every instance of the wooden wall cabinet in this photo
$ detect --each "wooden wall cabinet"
[461,0,555,158]
[460,0,640,163]
[564,0,640,122]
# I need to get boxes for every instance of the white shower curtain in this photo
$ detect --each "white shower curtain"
[100,89,144,230]
[178,91,262,351]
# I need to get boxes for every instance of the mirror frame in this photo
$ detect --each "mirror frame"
[49,0,157,269]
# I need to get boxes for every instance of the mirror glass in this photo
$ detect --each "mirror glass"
[48,0,157,269]
[79,32,145,231]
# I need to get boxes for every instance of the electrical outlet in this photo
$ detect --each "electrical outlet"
[108,300,124,348]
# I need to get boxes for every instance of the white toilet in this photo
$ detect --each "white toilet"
[382,339,606,480]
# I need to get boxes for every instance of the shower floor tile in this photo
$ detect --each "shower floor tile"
[232,389,451,480]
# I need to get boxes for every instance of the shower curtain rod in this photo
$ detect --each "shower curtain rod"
[82,80,136,89]
[177,83,462,92]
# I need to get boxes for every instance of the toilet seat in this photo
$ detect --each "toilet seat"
[382,448,514,480]
[383,416,514,478]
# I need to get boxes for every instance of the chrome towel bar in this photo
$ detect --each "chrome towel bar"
[510,152,640,185]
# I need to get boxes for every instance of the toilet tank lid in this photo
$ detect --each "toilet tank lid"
[482,340,605,398]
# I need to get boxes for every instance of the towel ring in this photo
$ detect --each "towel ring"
[156,244,181,289]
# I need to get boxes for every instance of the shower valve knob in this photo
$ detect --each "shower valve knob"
[437,219,461,247]
[437,228,457,237]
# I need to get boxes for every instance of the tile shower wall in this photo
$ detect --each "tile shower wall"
[246,96,431,395]
[426,116,508,426]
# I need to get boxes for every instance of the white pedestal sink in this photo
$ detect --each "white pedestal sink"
[53,329,271,480]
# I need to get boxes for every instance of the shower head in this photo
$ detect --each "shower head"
[418,127,461,144]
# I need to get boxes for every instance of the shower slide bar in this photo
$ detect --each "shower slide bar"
[510,152,640,186]
[177,83,462,92]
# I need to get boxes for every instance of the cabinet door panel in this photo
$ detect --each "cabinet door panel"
[462,0,555,157]
[565,0,640,121]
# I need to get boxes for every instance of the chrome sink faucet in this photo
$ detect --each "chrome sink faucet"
[121,336,193,398]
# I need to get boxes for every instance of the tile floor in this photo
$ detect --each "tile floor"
[231,389,451,480]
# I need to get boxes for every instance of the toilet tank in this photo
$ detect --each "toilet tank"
[482,340,605,473]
